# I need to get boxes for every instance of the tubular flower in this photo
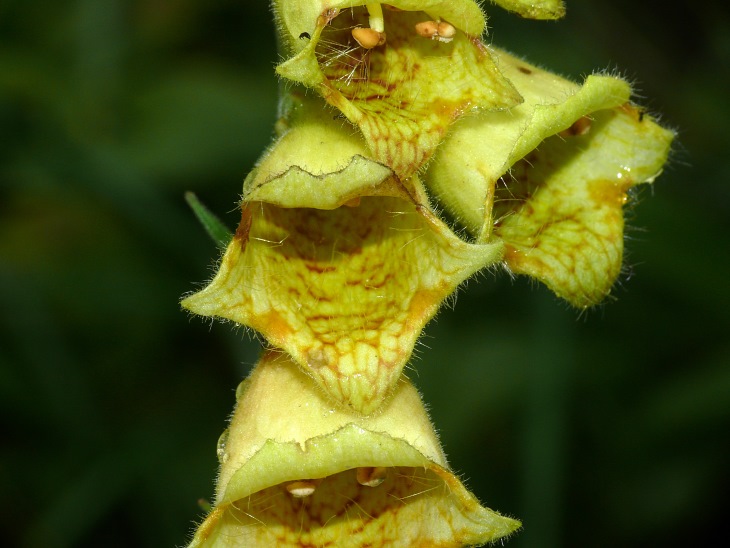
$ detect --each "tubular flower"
[273,1,521,178]
[424,49,674,307]
[182,92,503,415]
[188,350,520,547]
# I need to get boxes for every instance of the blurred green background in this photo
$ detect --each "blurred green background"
[1,1,728,546]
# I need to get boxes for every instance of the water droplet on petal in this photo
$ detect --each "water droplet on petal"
[216,428,229,463]
[286,479,320,497]
[235,380,246,401]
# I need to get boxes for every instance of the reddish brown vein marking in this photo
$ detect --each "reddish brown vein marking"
[235,203,253,252]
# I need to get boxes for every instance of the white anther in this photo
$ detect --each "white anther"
[285,479,321,497]
[356,466,388,487]
[437,21,456,40]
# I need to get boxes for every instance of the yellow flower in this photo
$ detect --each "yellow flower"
[265,2,673,310]
[273,1,521,178]
[425,50,675,307]
[187,351,520,547]
[182,92,503,415]
[183,53,673,416]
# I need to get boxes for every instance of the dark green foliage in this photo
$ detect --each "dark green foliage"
[1,1,728,547]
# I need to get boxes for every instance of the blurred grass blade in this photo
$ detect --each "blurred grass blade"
[197,498,212,513]
[185,191,233,250]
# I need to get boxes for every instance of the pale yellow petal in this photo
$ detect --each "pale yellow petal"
[244,90,404,209]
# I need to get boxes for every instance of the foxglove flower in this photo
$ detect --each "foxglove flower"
[182,92,504,415]
[425,49,674,307]
[273,1,521,178]
[188,351,519,547]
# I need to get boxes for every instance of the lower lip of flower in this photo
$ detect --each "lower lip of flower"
[194,465,520,547]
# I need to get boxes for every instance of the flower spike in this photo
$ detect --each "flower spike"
[182,2,674,545]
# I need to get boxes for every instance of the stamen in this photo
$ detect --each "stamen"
[415,20,438,39]
[352,27,386,49]
[351,3,387,49]
[415,20,457,43]
[357,466,388,487]
[437,21,456,40]
[366,3,385,33]
[285,479,322,497]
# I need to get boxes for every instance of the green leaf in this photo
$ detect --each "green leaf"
[184,192,232,250]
